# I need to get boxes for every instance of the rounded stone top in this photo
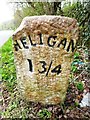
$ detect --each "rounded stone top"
[12,15,79,40]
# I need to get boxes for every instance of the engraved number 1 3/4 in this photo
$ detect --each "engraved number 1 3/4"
[27,59,61,76]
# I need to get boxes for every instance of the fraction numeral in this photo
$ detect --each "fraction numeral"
[27,59,61,76]
[38,61,47,73]
[51,64,61,75]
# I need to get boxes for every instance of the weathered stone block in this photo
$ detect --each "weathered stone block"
[12,15,79,104]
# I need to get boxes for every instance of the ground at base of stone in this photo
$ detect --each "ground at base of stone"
[1,82,90,119]
[1,55,90,119]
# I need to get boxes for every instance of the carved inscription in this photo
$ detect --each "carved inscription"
[14,34,76,52]
[27,59,61,76]
[13,34,76,76]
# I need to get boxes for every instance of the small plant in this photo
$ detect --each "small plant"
[74,52,79,59]
[71,52,80,73]
[71,52,83,73]
[74,101,80,107]
[71,65,77,72]
[37,108,52,119]
[76,82,84,91]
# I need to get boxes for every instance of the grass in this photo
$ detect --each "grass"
[0,37,17,92]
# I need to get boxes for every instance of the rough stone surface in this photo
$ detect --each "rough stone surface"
[12,15,79,104]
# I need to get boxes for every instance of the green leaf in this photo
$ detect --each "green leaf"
[71,65,77,72]
[76,82,84,91]
[37,108,52,118]
[74,52,79,59]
